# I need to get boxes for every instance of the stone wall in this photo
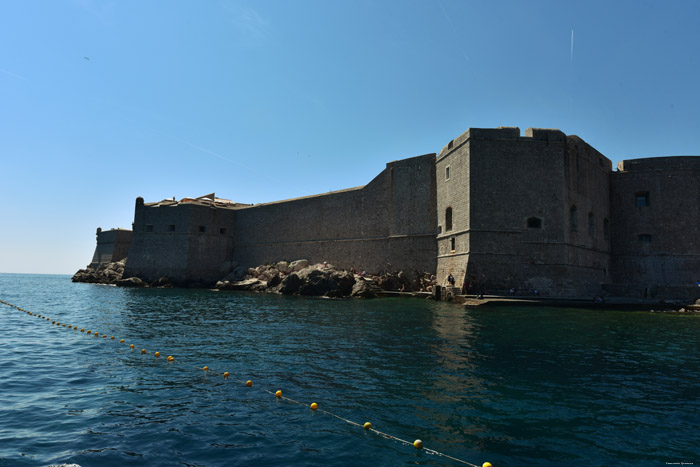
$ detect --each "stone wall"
[610,157,700,299]
[88,228,132,268]
[123,154,437,286]
[234,153,437,274]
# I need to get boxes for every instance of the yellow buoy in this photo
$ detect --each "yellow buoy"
[363,422,372,430]
[203,366,209,371]
[86,330,91,334]
[223,372,229,379]
[120,339,125,343]
[310,402,318,410]
[94,332,98,336]
[111,336,115,340]
[246,380,253,387]
[141,349,146,354]
[275,390,282,397]
[81,329,85,332]
[130,344,135,349]
[168,356,175,362]
[413,439,423,449]
[483,463,492,467]
[155,352,160,357]
[102,335,107,338]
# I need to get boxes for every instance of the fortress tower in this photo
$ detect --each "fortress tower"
[436,127,612,296]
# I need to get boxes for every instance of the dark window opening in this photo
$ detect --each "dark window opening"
[638,234,652,242]
[527,217,542,229]
[570,206,578,231]
[445,166,450,180]
[168,224,175,232]
[438,225,442,234]
[219,227,227,235]
[145,224,153,232]
[445,207,453,231]
[635,192,650,207]
[603,218,610,240]
[199,225,206,233]
[450,237,455,252]
[588,212,595,236]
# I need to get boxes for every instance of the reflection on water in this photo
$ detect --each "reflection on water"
[0,274,699,467]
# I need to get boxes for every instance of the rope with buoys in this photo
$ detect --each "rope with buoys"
[0,299,491,467]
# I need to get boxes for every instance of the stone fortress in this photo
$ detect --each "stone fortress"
[89,126,700,300]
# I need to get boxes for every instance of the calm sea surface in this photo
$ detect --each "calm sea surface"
[0,273,698,467]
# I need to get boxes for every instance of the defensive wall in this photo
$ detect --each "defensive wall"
[233,154,437,274]
[122,154,437,286]
[608,157,700,299]
[89,125,700,299]
[88,228,132,268]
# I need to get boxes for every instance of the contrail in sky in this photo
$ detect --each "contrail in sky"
[186,141,256,173]
[438,0,470,65]
[571,29,574,64]
[0,68,24,79]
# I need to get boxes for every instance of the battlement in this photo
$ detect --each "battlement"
[438,126,570,158]
[616,156,700,172]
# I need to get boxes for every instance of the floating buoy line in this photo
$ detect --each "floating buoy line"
[0,299,491,467]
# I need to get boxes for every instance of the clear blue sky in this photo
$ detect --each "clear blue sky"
[1,0,699,274]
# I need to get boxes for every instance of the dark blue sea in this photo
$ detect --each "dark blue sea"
[0,274,698,467]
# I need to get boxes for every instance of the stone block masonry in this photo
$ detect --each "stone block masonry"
[87,125,700,300]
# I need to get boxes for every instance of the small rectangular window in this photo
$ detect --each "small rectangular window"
[168,224,175,232]
[145,224,153,232]
[219,227,227,235]
[527,217,542,229]
[445,165,450,180]
[450,237,456,252]
[199,225,206,233]
[638,234,652,242]
[635,192,650,207]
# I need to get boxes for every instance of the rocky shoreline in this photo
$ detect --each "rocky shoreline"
[72,258,437,298]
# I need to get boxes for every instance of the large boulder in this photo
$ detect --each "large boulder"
[351,278,382,298]
[289,259,309,272]
[280,273,302,294]
[116,277,146,288]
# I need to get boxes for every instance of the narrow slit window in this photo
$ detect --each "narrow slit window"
[219,227,227,235]
[570,206,578,231]
[199,225,206,233]
[445,207,453,231]
[168,224,175,232]
[450,237,456,252]
[445,165,450,180]
[588,213,595,236]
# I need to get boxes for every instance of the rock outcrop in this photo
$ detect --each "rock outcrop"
[72,259,172,288]
[72,259,127,285]
[215,260,435,298]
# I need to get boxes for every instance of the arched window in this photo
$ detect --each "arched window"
[570,206,578,232]
[527,217,542,229]
[445,207,453,231]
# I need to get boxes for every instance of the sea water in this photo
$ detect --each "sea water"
[0,273,698,466]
